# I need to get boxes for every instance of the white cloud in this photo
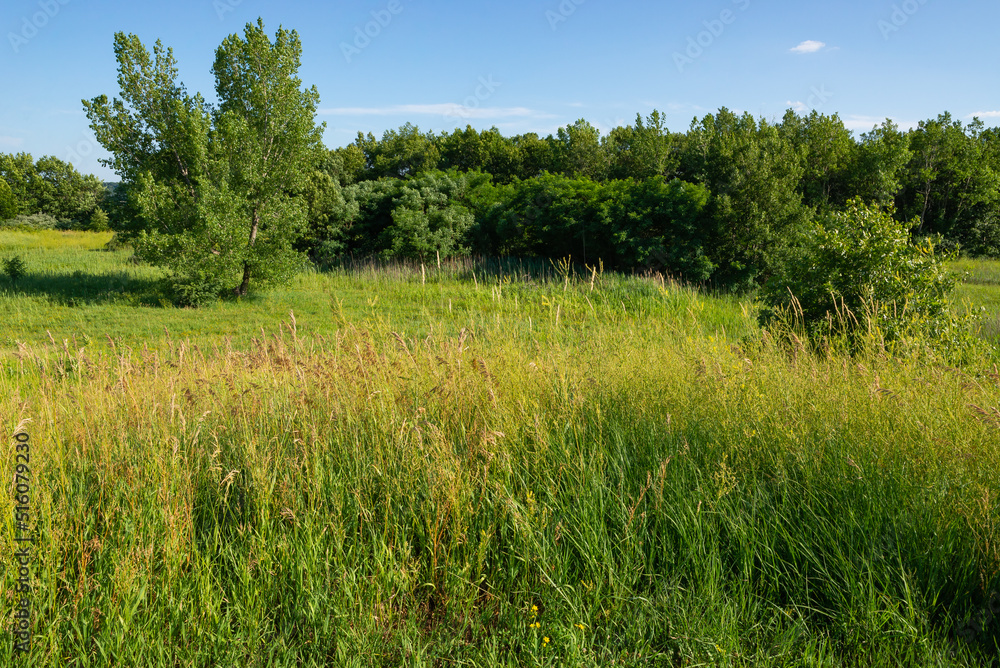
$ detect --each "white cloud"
[790,40,826,54]
[318,104,555,120]
[787,100,809,113]
[0,136,24,149]
[968,111,1000,118]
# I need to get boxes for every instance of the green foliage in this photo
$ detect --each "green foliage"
[779,109,855,211]
[211,19,324,296]
[482,173,714,279]
[897,114,1000,255]
[438,125,523,184]
[847,119,912,208]
[332,107,1000,270]
[5,91,997,303]
[763,198,972,351]
[30,156,106,225]
[293,167,349,260]
[383,177,474,260]
[309,169,490,263]
[328,144,367,185]
[614,177,714,278]
[83,32,214,267]
[0,152,106,225]
[0,152,34,213]
[0,177,17,220]
[0,212,60,230]
[487,172,605,261]
[355,122,440,179]
[603,110,679,181]
[3,253,26,285]
[510,132,555,180]
[680,108,809,289]
[167,268,228,307]
[88,207,110,232]
[553,118,608,180]
[84,19,324,302]
[101,182,143,237]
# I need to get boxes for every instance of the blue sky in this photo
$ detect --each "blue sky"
[2,0,998,181]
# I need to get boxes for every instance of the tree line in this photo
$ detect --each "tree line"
[0,153,110,230]
[2,19,998,305]
[273,107,1000,290]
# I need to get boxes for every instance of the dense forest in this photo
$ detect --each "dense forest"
[3,107,999,291]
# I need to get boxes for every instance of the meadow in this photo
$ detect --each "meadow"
[0,230,998,666]
[952,257,1000,343]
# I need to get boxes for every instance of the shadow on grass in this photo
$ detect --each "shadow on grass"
[0,269,168,307]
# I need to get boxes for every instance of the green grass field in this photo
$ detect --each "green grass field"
[1,231,998,666]
[952,257,1000,343]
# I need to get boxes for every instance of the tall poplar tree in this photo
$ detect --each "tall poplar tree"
[84,19,324,302]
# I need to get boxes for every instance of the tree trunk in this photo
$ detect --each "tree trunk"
[235,264,252,297]
[234,206,261,297]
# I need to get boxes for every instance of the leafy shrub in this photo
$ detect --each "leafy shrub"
[384,189,473,260]
[168,270,229,307]
[308,169,489,262]
[3,254,27,286]
[102,233,131,252]
[88,207,110,232]
[483,173,715,280]
[0,212,60,230]
[762,199,971,350]
[310,239,346,269]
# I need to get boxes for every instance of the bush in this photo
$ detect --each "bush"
[3,254,27,286]
[377,173,475,260]
[168,270,228,307]
[88,207,110,232]
[762,198,972,350]
[483,173,715,279]
[309,169,490,262]
[0,212,60,230]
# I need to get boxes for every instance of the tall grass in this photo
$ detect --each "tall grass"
[0,246,997,666]
[951,258,1000,344]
